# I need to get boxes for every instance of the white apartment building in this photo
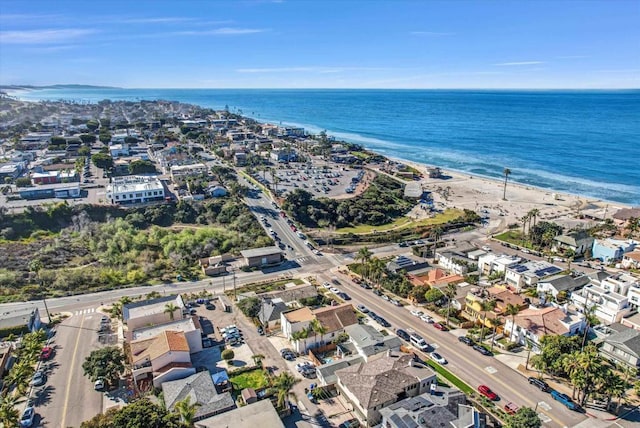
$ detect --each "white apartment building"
[169,163,208,181]
[504,261,563,292]
[106,175,165,205]
[477,253,521,276]
[570,284,632,324]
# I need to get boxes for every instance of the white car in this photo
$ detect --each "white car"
[482,245,491,251]
[20,407,35,427]
[322,282,331,289]
[330,287,340,294]
[94,379,105,391]
[430,352,447,364]
[410,310,424,317]
[420,314,434,323]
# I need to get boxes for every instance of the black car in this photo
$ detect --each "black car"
[337,292,352,301]
[473,344,492,356]
[360,282,372,289]
[396,329,410,341]
[257,326,265,336]
[205,303,215,310]
[373,288,383,296]
[378,318,391,328]
[528,377,549,392]
[368,311,378,319]
[458,336,474,346]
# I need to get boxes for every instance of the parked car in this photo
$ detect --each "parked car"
[296,362,314,373]
[360,282,372,289]
[356,304,369,313]
[430,352,447,364]
[504,402,519,415]
[396,329,411,341]
[94,378,105,391]
[551,390,578,410]
[31,371,46,387]
[381,294,390,301]
[337,292,351,301]
[473,344,492,356]
[377,317,391,328]
[420,314,434,323]
[390,299,402,306]
[433,322,448,331]
[410,310,424,317]
[205,303,215,310]
[458,336,474,346]
[20,407,35,427]
[40,346,53,360]
[280,348,296,360]
[373,288,383,296]
[257,326,265,335]
[477,385,498,401]
[528,377,550,392]
[329,287,340,294]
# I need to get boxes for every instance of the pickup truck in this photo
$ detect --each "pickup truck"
[551,390,578,410]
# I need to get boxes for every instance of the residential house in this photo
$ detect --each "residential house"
[170,163,208,182]
[435,251,474,275]
[599,325,640,370]
[335,353,437,426]
[195,399,284,428]
[570,283,632,324]
[592,238,637,263]
[162,371,236,422]
[109,143,130,158]
[338,324,402,363]
[130,330,195,387]
[281,304,358,353]
[553,230,594,256]
[259,283,318,305]
[0,308,42,335]
[0,163,23,180]
[622,251,640,270]
[379,388,484,428]
[505,306,585,348]
[536,273,591,300]
[410,268,465,288]
[198,254,232,276]
[0,343,14,386]
[123,295,185,330]
[477,253,521,277]
[386,255,429,274]
[240,246,283,268]
[464,286,528,330]
[621,312,640,331]
[258,298,289,330]
[504,260,563,293]
[234,152,247,166]
[129,316,203,354]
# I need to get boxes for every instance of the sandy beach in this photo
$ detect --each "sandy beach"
[383,157,633,234]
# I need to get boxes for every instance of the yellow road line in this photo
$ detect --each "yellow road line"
[60,314,85,428]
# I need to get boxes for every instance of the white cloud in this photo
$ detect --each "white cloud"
[236,66,397,73]
[556,55,589,59]
[0,28,95,44]
[176,27,267,36]
[594,69,640,73]
[26,44,79,53]
[494,61,545,66]
[118,17,196,24]
[411,31,455,36]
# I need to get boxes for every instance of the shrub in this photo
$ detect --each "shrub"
[221,349,234,361]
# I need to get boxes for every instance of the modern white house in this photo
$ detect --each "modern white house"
[477,253,521,276]
[123,295,186,331]
[106,175,166,205]
[130,330,195,387]
[536,274,591,299]
[570,284,632,324]
[170,163,208,181]
[504,261,563,292]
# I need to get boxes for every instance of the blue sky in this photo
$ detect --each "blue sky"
[1,0,638,89]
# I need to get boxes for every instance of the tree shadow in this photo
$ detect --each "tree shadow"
[32,385,55,407]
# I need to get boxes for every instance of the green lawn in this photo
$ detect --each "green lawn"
[230,369,270,390]
[424,359,474,394]
[336,209,464,234]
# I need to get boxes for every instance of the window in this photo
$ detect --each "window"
[136,192,142,197]
[115,195,119,200]
[122,194,126,199]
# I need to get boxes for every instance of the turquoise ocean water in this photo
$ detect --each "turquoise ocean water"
[15,88,640,205]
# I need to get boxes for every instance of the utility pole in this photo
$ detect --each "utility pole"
[42,298,52,324]
[233,269,237,302]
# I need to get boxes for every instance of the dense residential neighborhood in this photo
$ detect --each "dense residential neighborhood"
[0,96,639,428]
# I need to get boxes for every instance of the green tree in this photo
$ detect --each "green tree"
[478,299,496,341]
[0,394,19,428]
[271,371,297,409]
[291,329,309,351]
[78,146,91,157]
[92,152,114,169]
[237,296,261,318]
[15,177,32,187]
[355,246,373,279]
[82,346,125,388]
[173,395,200,427]
[308,318,327,349]
[86,120,99,132]
[221,349,234,362]
[443,282,457,327]
[99,132,112,143]
[109,398,181,428]
[506,406,541,428]
[502,168,512,200]
[530,335,581,377]
[164,302,179,321]
[505,303,520,342]
[80,133,97,144]
[424,287,444,303]
[129,160,157,174]
[51,136,66,146]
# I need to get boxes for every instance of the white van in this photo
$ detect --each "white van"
[410,334,429,351]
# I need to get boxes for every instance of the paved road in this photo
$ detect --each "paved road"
[327,270,587,428]
[34,311,104,427]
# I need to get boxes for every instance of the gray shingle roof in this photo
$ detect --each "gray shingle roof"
[162,371,236,419]
[604,328,640,358]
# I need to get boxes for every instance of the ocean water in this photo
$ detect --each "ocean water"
[15,88,640,205]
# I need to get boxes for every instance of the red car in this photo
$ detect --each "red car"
[433,323,448,331]
[40,346,54,360]
[290,225,297,232]
[478,385,498,401]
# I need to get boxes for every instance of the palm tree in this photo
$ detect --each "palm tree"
[489,316,504,352]
[504,303,520,342]
[164,302,179,321]
[529,208,540,232]
[443,283,457,327]
[479,299,496,342]
[355,247,373,279]
[502,168,511,201]
[291,329,309,352]
[308,319,327,349]
[0,394,19,428]
[369,257,387,289]
[581,302,599,351]
[430,226,444,251]
[251,354,265,367]
[174,395,200,427]
[272,372,298,409]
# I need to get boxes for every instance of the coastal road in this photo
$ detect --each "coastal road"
[328,270,588,428]
[34,311,103,427]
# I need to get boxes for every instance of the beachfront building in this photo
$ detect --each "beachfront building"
[592,238,637,263]
[504,260,563,293]
[552,230,594,256]
[435,250,475,275]
[106,175,166,205]
[622,251,640,270]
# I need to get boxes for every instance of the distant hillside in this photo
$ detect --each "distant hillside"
[0,84,120,90]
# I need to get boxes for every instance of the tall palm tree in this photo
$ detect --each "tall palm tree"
[0,394,19,428]
[272,372,298,409]
[502,168,511,201]
[291,329,309,352]
[529,208,540,232]
[369,257,387,288]
[443,283,457,327]
[489,316,504,352]
[308,319,327,349]
[430,226,444,251]
[479,299,496,341]
[174,396,200,427]
[355,247,373,279]
[504,303,520,342]
[164,302,179,321]
[521,214,530,239]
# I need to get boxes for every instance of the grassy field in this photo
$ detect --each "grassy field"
[230,368,270,390]
[336,208,464,234]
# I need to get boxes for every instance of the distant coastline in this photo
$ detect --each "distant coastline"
[9,87,640,205]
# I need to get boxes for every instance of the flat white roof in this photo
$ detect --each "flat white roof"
[108,175,164,194]
[132,317,197,340]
